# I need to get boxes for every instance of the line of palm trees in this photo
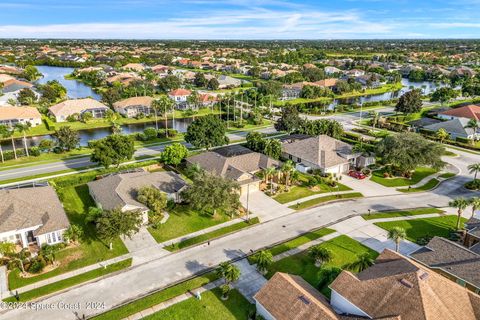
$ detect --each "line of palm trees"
[0,122,32,163]
[261,160,297,194]
[449,196,480,230]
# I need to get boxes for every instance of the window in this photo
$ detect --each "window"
[52,232,57,242]
[57,231,62,242]
[47,233,51,244]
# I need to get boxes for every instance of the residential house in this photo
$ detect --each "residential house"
[0,65,23,75]
[217,75,243,89]
[423,118,479,140]
[2,79,34,94]
[49,98,110,122]
[168,88,192,106]
[185,144,280,194]
[198,93,218,107]
[122,63,145,72]
[411,236,480,293]
[345,69,365,77]
[438,105,480,121]
[87,170,187,224]
[280,135,374,174]
[255,250,480,320]
[106,72,140,86]
[281,81,318,100]
[464,214,480,253]
[0,106,42,127]
[0,186,70,248]
[113,96,154,118]
[324,66,341,75]
[313,78,338,88]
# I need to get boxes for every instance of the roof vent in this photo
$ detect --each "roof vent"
[399,279,414,288]
[298,295,311,305]
[419,272,429,280]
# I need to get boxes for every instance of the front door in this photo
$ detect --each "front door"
[26,230,34,244]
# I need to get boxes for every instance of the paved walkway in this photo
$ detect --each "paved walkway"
[124,279,223,320]
[232,260,267,303]
[122,227,159,255]
[0,266,8,299]
[241,190,294,221]
[397,164,459,190]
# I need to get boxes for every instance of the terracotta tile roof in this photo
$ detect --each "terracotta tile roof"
[330,249,480,320]
[0,106,41,121]
[0,186,70,235]
[314,78,338,87]
[254,272,342,320]
[0,74,15,83]
[113,96,154,110]
[169,89,192,97]
[49,98,109,118]
[440,105,480,121]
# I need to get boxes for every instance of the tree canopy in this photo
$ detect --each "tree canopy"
[89,134,135,168]
[160,142,188,166]
[395,89,423,114]
[54,126,79,151]
[96,208,143,250]
[184,114,229,150]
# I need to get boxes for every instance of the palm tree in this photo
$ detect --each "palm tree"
[465,119,480,133]
[308,245,332,268]
[346,253,374,272]
[216,261,240,299]
[5,127,17,160]
[0,124,8,163]
[265,167,277,194]
[449,197,469,230]
[436,128,449,144]
[281,160,295,190]
[468,163,480,180]
[15,122,32,157]
[40,244,60,266]
[153,95,175,136]
[469,197,480,218]
[254,250,273,274]
[388,227,406,252]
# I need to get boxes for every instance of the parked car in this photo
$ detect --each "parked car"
[348,170,366,180]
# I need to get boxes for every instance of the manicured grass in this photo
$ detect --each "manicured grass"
[374,215,467,244]
[370,167,438,187]
[91,273,219,320]
[165,217,260,251]
[289,192,363,210]
[336,83,403,99]
[0,149,91,171]
[439,172,456,179]
[8,184,128,289]
[397,179,440,193]
[362,207,444,220]
[147,205,231,243]
[248,228,335,264]
[4,259,132,302]
[273,183,351,204]
[143,288,254,320]
[266,235,378,297]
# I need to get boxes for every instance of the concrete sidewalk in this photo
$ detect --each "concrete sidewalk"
[232,260,267,303]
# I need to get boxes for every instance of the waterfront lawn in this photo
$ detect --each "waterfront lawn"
[273,182,352,204]
[8,184,128,290]
[147,204,231,243]
[266,235,378,297]
[362,207,444,220]
[143,288,254,320]
[290,192,363,210]
[374,215,466,244]
[91,273,219,320]
[370,167,438,187]
[4,259,132,302]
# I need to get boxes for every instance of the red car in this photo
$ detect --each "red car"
[348,170,366,180]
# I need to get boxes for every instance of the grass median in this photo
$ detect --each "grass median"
[362,207,444,220]
[397,179,440,193]
[289,192,363,210]
[164,217,260,252]
[4,259,132,303]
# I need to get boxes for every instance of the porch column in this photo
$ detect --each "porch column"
[20,232,28,248]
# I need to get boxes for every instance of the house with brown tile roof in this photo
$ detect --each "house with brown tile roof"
[0,106,42,127]
[281,135,373,175]
[49,98,109,122]
[168,88,192,105]
[113,96,154,118]
[185,144,280,194]
[122,63,145,72]
[438,104,480,122]
[329,249,480,320]
[2,79,34,94]
[0,186,70,248]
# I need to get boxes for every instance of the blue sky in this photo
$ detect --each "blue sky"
[0,0,480,39]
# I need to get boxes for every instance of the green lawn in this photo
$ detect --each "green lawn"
[4,259,132,302]
[8,184,128,290]
[148,205,231,243]
[362,207,444,220]
[439,172,456,179]
[289,192,363,210]
[370,167,438,187]
[397,179,440,193]
[165,217,260,251]
[273,183,351,204]
[143,288,254,320]
[91,273,219,320]
[374,215,466,244]
[266,235,378,297]
[248,228,335,264]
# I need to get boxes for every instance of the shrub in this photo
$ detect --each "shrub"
[28,259,45,274]
[143,128,158,140]
[465,179,480,190]
[29,147,41,157]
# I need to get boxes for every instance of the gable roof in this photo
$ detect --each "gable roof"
[281,135,351,168]
[330,249,480,320]
[49,98,109,118]
[440,105,480,121]
[424,118,475,137]
[113,96,154,110]
[410,236,480,289]
[168,88,191,97]
[0,106,41,121]
[87,171,186,211]
[254,272,342,320]
[0,186,70,235]
[3,79,33,93]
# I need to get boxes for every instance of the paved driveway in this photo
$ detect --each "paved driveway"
[341,174,400,197]
[241,190,294,221]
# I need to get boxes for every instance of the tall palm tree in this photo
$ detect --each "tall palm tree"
[153,95,175,136]
[5,127,17,160]
[265,167,277,194]
[308,245,332,268]
[469,197,480,218]
[449,197,469,230]
[15,122,32,157]
[465,119,480,134]
[254,250,273,274]
[468,163,480,180]
[388,227,406,252]
[347,253,374,272]
[216,262,241,286]
[0,124,8,163]
[281,160,295,190]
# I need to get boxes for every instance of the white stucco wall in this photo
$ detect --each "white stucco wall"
[330,289,371,318]
[254,300,276,320]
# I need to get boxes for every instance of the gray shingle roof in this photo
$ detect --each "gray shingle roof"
[87,171,186,211]
[410,236,480,289]
[0,186,70,235]
[424,118,474,137]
